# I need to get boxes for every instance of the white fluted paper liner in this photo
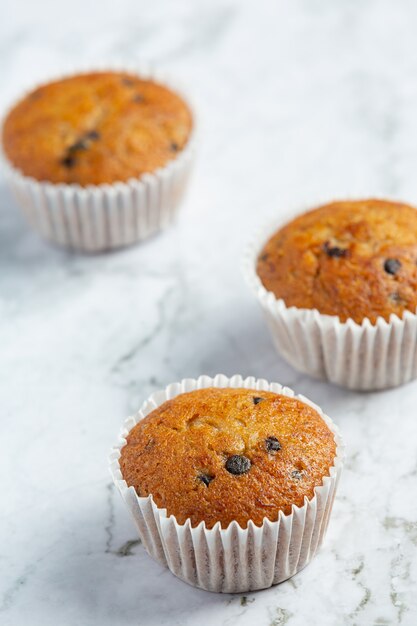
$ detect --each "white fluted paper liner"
[0,64,196,252]
[109,374,344,593]
[243,207,417,391]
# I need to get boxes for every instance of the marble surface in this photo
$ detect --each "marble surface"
[1,0,417,624]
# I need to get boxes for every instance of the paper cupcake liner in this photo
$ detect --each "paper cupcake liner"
[0,64,196,252]
[109,374,344,593]
[243,204,417,391]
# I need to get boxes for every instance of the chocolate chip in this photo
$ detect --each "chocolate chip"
[86,130,100,141]
[259,253,269,262]
[133,94,144,103]
[198,473,214,486]
[68,132,99,153]
[68,138,89,152]
[61,130,100,167]
[121,77,135,87]
[265,436,281,452]
[170,142,179,152]
[225,455,251,475]
[61,154,76,168]
[384,258,401,275]
[252,396,264,405]
[323,242,348,258]
[291,469,303,480]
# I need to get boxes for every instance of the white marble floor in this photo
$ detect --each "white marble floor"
[1,1,417,625]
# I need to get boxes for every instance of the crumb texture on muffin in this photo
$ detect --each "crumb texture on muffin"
[2,71,192,185]
[257,199,417,324]
[119,387,336,529]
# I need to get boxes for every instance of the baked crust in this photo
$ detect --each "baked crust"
[2,71,192,185]
[257,199,417,324]
[120,388,336,529]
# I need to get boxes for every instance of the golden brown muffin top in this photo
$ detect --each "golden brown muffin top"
[257,199,417,324]
[2,71,192,185]
[119,387,336,529]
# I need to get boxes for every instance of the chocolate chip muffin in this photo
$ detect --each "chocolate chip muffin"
[2,71,192,185]
[119,387,337,529]
[257,199,417,324]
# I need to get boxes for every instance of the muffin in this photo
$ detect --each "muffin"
[244,198,417,390]
[257,198,417,324]
[1,69,195,251]
[110,374,343,592]
[3,71,192,186]
[120,387,336,529]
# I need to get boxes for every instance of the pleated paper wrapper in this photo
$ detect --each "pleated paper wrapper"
[243,209,417,390]
[0,64,196,252]
[109,374,344,593]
